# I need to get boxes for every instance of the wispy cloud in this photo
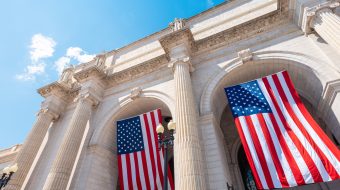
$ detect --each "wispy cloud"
[16,34,56,81]
[54,47,95,75]
[207,0,214,7]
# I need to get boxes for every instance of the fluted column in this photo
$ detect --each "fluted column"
[304,1,340,52]
[4,109,59,190]
[42,93,98,190]
[312,8,340,51]
[171,57,206,190]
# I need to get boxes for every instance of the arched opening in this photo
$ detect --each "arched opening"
[211,60,339,189]
[224,96,336,190]
[103,97,175,189]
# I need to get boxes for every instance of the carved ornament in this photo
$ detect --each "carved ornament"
[238,48,253,64]
[169,18,186,32]
[168,56,194,72]
[129,87,142,100]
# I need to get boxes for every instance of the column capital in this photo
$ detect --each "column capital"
[36,108,60,121]
[302,0,340,34]
[74,92,101,107]
[168,56,195,72]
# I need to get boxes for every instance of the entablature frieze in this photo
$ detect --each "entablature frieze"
[39,0,290,95]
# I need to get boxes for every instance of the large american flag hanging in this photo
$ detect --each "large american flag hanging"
[225,71,340,189]
[117,109,174,190]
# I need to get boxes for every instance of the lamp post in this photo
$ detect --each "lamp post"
[156,120,176,190]
[0,163,18,189]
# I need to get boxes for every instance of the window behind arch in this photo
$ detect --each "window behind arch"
[238,146,257,190]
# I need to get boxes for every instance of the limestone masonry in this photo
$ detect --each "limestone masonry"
[1,0,340,189]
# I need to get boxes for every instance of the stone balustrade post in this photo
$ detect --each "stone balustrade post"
[169,54,206,189]
[303,1,340,52]
[42,92,101,190]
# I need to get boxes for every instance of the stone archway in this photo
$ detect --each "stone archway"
[75,94,175,190]
[201,53,340,189]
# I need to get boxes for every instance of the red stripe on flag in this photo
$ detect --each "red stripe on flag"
[118,156,125,190]
[133,153,142,190]
[256,114,289,187]
[143,114,158,189]
[150,111,165,188]
[126,154,134,189]
[272,73,337,181]
[282,71,340,162]
[268,113,304,185]
[141,151,151,190]
[263,76,324,183]
[235,118,264,189]
[244,116,275,188]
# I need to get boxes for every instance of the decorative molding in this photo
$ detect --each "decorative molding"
[238,48,253,64]
[302,0,340,34]
[159,28,195,56]
[168,56,194,72]
[194,0,290,53]
[73,62,106,83]
[75,92,101,107]
[318,79,340,118]
[36,108,60,120]
[106,54,168,86]
[129,87,142,100]
[169,18,186,32]
[38,82,77,102]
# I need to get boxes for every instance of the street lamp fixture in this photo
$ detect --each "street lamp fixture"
[157,120,176,190]
[0,163,18,189]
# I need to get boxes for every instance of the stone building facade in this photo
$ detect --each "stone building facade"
[1,0,340,189]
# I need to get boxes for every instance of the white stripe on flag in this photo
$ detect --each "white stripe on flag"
[121,154,130,190]
[140,115,155,189]
[251,114,282,188]
[239,116,268,189]
[146,112,162,189]
[277,73,340,175]
[262,113,297,187]
[257,79,311,182]
[129,153,137,190]
[267,75,331,182]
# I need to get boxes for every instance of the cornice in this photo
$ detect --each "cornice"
[38,82,78,102]
[105,54,169,87]
[159,28,195,56]
[193,4,290,53]
[73,62,107,83]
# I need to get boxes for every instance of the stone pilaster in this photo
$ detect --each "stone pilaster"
[303,1,340,52]
[4,108,59,190]
[42,93,99,190]
[43,64,105,190]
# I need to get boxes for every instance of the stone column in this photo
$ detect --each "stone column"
[170,56,206,190]
[42,93,99,190]
[304,1,340,52]
[4,108,59,190]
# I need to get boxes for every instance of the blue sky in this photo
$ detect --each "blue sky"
[0,0,224,149]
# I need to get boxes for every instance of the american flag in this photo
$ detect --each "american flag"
[225,71,340,189]
[117,109,174,190]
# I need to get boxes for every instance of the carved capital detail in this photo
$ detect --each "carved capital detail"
[37,108,60,121]
[38,82,76,103]
[129,87,142,100]
[302,0,340,34]
[168,56,194,72]
[75,92,101,107]
[238,48,253,64]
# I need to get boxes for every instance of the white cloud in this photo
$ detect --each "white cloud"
[30,34,56,62]
[53,47,95,75]
[15,62,46,81]
[16,34,56,81]
[66,47,95,63]
[55,56,71,75]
